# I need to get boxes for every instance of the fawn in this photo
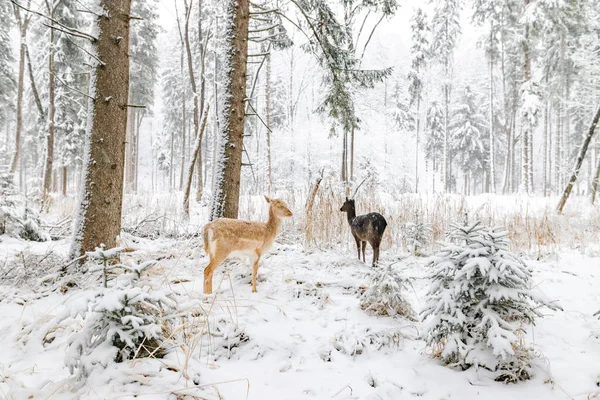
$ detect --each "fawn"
[202,195,293,294]
[340,197,387,267]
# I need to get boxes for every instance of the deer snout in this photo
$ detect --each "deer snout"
[285,210,293,217]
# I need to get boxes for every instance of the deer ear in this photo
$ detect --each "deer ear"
[345,197,348,201]
[264,195,271,203]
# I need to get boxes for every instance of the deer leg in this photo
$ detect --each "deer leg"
[251,253,261,293]
[203,252,228,294]
[354,236,361,261]
[361,241,366,262]
[370,240,380,267]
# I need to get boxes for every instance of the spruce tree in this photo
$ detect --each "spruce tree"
[422,221,561,381]
[408,7,429,192]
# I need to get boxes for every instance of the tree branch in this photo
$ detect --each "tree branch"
[11,0,97,41]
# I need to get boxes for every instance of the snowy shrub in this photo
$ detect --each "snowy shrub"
[360,265,416,320]
[59,260,176,380]
[402,213,432,255]
[331,327,410,357]
[0,249,64,289]
[291,281,330,309]
[0,172,49,242]
[208,318,250,359]
[421,221,561,382]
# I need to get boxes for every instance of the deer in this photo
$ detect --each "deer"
[202,195,293,294]
[340,196,387,267]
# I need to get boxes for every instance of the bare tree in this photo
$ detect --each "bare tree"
[183,106,209,217]
[69,0,132,260]
[42,0,58,207]
[557,105,600,214]
[10,1,32,175]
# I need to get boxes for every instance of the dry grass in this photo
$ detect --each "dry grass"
[300,175,600,256]
[43,179,600,256]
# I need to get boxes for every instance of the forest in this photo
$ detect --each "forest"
[0,0,599,398]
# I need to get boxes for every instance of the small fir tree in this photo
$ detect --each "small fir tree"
[421,221,561,382]
[360,265,416,320]
[402,211,432,256]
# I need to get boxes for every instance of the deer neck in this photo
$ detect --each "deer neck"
[266,206,282,237]
[346,207,356,226]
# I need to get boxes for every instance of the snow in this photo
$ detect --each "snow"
[1,229,599,399]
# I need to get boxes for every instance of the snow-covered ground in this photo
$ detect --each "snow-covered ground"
[1,229,599,399]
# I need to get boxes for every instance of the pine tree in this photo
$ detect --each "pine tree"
[54,0,89,196]
[449,86,488,194]
[390,80,415,132]
[422,221,561,381]
[408,7,429,193]
[425,101,444,190]
[429,0,462,192]
[127,0,160,193]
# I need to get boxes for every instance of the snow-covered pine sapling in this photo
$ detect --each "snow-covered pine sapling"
[60,260,175,382]
[402,211,432,256]
[360,265,416,320]
[421,221,561,382]
[0,172,49,242]
[86,245,126,288]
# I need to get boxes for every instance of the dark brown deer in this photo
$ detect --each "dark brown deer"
[340,197,387,267]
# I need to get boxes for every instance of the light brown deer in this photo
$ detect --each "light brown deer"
[202,196,293,294]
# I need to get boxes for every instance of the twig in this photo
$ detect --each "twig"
[52,72,95,100]
[11,0,97,42]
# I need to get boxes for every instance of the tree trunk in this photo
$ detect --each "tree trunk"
[488,23,495,193]
[183,106,209,217]
[62,165,67,196]
[521,3,531,194]
[265,53,272,194]
[210,0,249,220]
[69,0,132,260]
[415,97,420,193]
[182,0,201,202]
[443,59,449,193]
[42,5,56,208]
[125,106,134,192]
[195,0,207,202]
[591,154,600,205]
[557,105,600,214]
[10,7,30,175]
[350,126,355,182]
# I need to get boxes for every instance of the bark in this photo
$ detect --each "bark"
[10,4,31,174]
[415,97,420,193]
[265,53,272,194]
[42,3,56,208]
[210,0,249,220]
[557,105,600,214]
[183,106,209,217]
[543,98,549,196]
[488,24,495,193]
[521,1,531,194]
[195,0,208,202]
[25,44,45,120]
[442,60,450,192]
[69,0,132,259]
[591,154,600,205]
[182,0,201,201]
[350,126,355,182]
[62,165,67,196]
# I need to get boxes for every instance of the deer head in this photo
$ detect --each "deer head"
[265,195,293,217]
[340,197,355,213]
